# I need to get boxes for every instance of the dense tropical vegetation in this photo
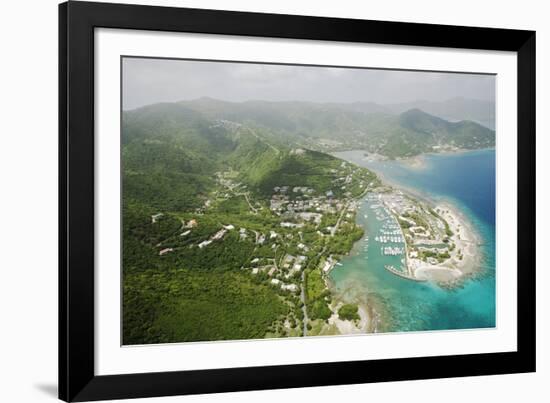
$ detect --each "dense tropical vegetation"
[121,99,494,344]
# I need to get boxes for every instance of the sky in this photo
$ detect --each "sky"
[122,57,495,111]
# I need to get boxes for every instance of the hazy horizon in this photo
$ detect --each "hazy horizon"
[123,57,496,111]
[123,95,496,111]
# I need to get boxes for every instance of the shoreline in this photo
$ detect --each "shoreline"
[325,276,382,334]
[368,186,483,285]
[324,148,491,334]
[333,147,495,175]
[396,147,495,170]
[334,158,486,285]
[410,201,483,285]
[325,190,485,335]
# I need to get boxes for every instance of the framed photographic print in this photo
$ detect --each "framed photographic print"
[59,1,536,401]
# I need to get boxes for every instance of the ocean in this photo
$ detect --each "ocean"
[330,149,496,332]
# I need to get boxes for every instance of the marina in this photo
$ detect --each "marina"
[330,149,496,332]
[384,265,426,282]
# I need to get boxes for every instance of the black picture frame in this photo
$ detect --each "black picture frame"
[59,1,536,401]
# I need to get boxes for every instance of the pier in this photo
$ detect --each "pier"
[384,265,426,282]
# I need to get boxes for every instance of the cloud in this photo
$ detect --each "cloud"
[122,57,495,110]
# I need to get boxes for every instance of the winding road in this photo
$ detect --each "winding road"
[301,270,308,336]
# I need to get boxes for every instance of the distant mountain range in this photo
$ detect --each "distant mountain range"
[318,97,495,130]
[386,97,495,130]
[174,97,495,158]
[177,96,495,128]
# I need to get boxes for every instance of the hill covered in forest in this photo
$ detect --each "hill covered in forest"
[122,102,368,210]
[175,98,495,158]
[121,101,379,344]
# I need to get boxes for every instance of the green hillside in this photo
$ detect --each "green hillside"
[120,98,494,344]
[387,97,496,129]
[121,101,379,344]
[122,102,373,205]
[178,98,495,158]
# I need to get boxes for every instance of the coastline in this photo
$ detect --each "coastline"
[411,201,483,285]
[396,147,496,170]
[324,148,495,334]
[325,275,382,334]
[339,153,486,284]
[334,147,496,172]
[325,190,486,335]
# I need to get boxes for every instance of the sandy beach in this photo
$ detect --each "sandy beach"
[408,201,482,285]
[327,148,495,333]
[365,164,483,285]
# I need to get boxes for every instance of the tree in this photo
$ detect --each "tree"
[338,304,360,321]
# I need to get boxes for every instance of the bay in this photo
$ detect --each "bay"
[330,149,496,332]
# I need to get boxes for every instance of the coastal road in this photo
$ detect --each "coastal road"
[331,202,349,236]
[301,270,308,336]
[236,192,258,214]
[300,245,328,337]
[246,127,280,155]
[329,179,370,237]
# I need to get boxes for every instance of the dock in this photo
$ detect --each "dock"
[384,265,427,282]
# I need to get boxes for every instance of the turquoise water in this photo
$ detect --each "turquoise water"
[330,149,496,332]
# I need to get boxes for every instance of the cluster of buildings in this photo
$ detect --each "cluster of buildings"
[372,191,453,269]
[185,166,368,294]
[154,216,199,255]
[281,254,307,278]
[270,188,351,231]
[246,253,309,294]
[198,224,236,249]
[210,119,242,132]
[270,278,298,292]
[321,256,337,273]
[215,172,243,193]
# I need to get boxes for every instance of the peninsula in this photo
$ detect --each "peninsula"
[122,99,493,344]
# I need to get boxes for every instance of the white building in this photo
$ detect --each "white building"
[151,213,163,224]
[198,240,212,249]
[281,283,298,292]
[159,248,173,256]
